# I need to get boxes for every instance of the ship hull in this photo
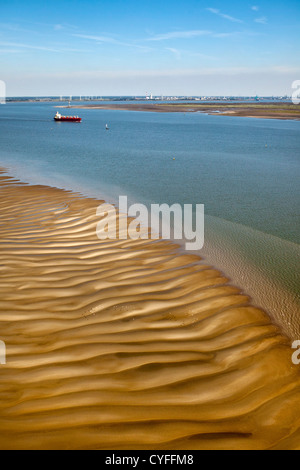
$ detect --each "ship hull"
[54,117,82,122]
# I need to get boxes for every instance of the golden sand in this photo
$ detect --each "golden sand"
[0,169,299,450]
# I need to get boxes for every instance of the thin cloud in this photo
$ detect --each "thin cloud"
[61,47,91,53]
[149,30,253,42]
[0,22,38,34]
[165,47,216,60]
[0,41,61,53]
[53,23,78,31]
[188,51,217,60]
[147,30,212,41]
[165,47,182,59]
[38,66,300,80]
[251,6,259,11]
[255,17,268,24]
[0,41,88,54]
[13,19,79,31]
[0,48,22,53]
[212,32,241,38]
[73,33,152,51]
[206,8,244,23]
[73,33,122,44]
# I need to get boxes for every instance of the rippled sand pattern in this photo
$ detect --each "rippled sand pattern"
[0,170,299,450]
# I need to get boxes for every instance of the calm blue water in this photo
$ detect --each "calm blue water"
[0,101,299,336]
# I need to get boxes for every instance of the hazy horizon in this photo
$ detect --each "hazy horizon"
[5,93,293,98]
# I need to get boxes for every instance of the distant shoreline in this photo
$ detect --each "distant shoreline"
[57,102,300,120]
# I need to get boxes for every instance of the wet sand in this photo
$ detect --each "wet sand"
[0,169,299,450]
[58,102,300,120]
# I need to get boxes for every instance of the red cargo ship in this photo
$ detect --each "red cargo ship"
[54,112,82,122]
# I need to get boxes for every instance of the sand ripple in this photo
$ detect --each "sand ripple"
[0,170,299,449]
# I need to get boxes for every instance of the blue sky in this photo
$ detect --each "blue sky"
[1,0,299,96]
